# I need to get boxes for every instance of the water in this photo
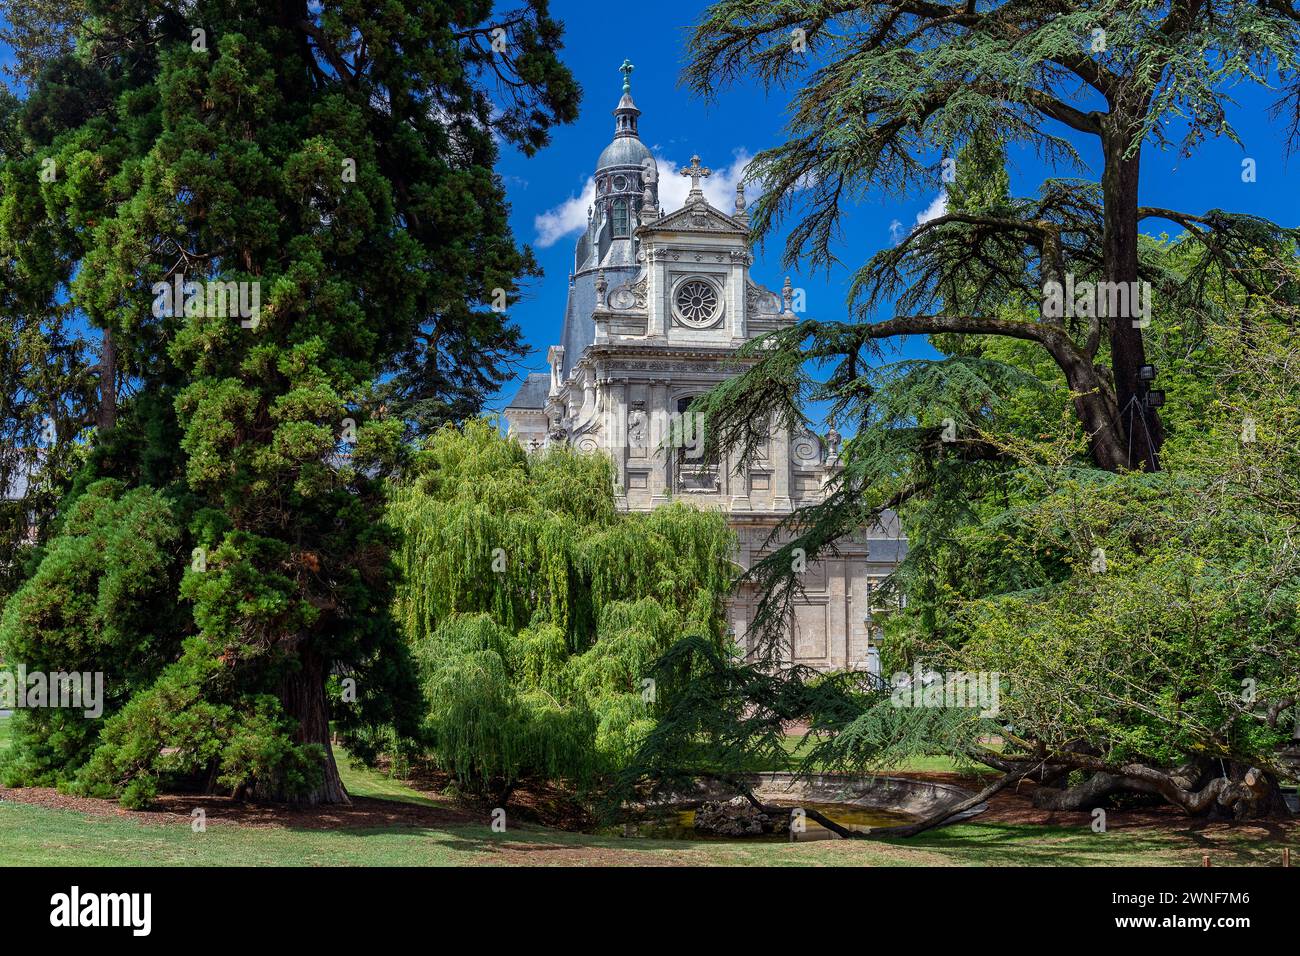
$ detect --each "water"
[622,801,913,841]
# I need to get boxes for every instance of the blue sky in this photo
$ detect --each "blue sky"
[493,0,1300,420]
[0,6,1294,426]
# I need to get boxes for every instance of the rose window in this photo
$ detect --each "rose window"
[675,280,720,326]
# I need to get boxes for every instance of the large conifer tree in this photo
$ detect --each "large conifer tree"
[686,0,1300,472]
[0,0,578,804]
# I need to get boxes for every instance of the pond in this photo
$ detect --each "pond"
[618,801,915,842]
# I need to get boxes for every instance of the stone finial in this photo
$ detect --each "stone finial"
[595,269,608,307]
[825,418,842,462]
[734,181,747,219]
[782,276,794,311]
[640,194,658,224]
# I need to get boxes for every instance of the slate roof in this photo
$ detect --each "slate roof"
[506,373,551,411]
[556,264,638,382]
[596,135,653,170]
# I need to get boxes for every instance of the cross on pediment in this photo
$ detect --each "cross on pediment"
[679,155,712,193]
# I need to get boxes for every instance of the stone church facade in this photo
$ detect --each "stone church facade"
[504,63,905,674]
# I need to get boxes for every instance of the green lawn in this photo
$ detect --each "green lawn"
[772,732,1004,776]
[0,716,1289,866]
[2,797,1283,867]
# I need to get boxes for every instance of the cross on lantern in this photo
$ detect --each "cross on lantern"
[620,59,634,93]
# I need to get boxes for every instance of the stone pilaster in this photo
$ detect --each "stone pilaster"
[772,423,793,512]
[648,378,671,505]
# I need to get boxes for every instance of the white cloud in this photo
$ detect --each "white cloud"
[914,191,948,226]
[533,177,596,248]
[888,192,949,245]
[653,149,753,213]
[532,148,754,248]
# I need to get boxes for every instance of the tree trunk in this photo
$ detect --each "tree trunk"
[1056,351,1127,472]
[97,326,116,433]
[1032,770,1163,810]
[1007,749,1290,819]
[279,648,350,805]
[869,764,1035,839]
[1100,124,1162,470]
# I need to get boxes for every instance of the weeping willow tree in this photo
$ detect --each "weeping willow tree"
[388,419,736,801]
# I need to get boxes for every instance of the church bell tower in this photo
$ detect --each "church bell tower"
[503,62,905,674]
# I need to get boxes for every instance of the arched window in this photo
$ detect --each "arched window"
[612,198,629,236]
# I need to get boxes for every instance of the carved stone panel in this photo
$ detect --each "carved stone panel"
[609,276,647,311]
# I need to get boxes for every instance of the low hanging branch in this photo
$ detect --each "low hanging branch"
[869,762,1038,839]
[726,757,1040,841]
[980,736,1286,819]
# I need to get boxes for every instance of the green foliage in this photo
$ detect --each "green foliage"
[0,0,84,91]
[0,479,181,786]
[679,21,1300,794]
[685,0,1300,478]
[73,638,324,808]
[0,0,579,805]
[615,633,999,808]
[890,280,1299,772]
[0,78,98,597]
[415,614,597,794]
[391,420,736,794]
[944,125,1010,218]
[946,313,1300,770]
[685,0,1300,277]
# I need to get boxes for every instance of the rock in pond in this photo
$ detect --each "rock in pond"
[693,797,790,837]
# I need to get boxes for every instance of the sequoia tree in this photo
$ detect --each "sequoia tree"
[686,0,1300,472]
[0,0,578,805]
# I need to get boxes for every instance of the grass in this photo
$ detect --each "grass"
[778,739,995,776]
[336,756,446,808]
[0,716,1290,866]
[772,733,1003,776]
[2,798,1284,867]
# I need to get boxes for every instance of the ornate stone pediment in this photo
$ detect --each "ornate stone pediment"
[644,201,748,235]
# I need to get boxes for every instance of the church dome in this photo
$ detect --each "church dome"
[597,134,652,171]
[571,61,659,277]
